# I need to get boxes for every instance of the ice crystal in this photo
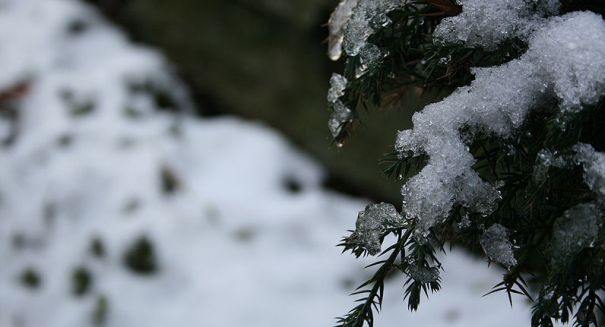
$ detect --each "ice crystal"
[396,13,605,235]
[551,203,600,268]
[434,0,561,49]
[480,224,517,269]
[352,203,404,255]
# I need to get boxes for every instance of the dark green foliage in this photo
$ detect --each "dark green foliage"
[122,198,141,214]
[336,228,444,327]
[128,81,181,112]
[19,267,41,289]
[91,295,109,327]
[160,166,181,195]
[57,134,74,148]
[61,90,96,117]
[331,1,605,326]
[90,237,106,258]
[66,19,90,36]
[283,176,303,194]
[123,236,158,275]
[72,266,93,297]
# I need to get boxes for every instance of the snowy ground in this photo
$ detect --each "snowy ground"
[0,0,546,326]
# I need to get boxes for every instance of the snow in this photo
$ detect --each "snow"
[0,0,549,326]
[351,202,404,255]
[396,12,605,236]
[480,224,517,270]
[434,0,560,49]
[550,203,599,269]
[574,143,605,201]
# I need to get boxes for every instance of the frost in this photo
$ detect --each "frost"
[434,0,561,49]
[352,203,404,255]
[574,143,605,199]
[551,203,600,268]
[480,224,517,269]
[327,73,348,103]
[327,0,359,61]
[396,13,605,235]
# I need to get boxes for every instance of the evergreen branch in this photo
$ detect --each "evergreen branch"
[335,230,412,327]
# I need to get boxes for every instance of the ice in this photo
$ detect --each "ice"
[355,43,387,78]
[434,0,561,49]
[396,13,605,235]
[328,100,352,138]
[550,203,599,268]
[337,0,402,78]
[327,73,348,103]
[327,73,352,138]
[480,224,517,270]
[574,143,605,199]
[327,0,359,61]
[352,203,404,255]
[342,0,401,57]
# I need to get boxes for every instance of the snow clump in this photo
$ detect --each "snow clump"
[352,203,405,255]
[434,0,561,49]
[327,73,352,138]
[480,224,517,270]
[396,12,605,236]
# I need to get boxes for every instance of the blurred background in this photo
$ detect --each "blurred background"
[0,0,538,326]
